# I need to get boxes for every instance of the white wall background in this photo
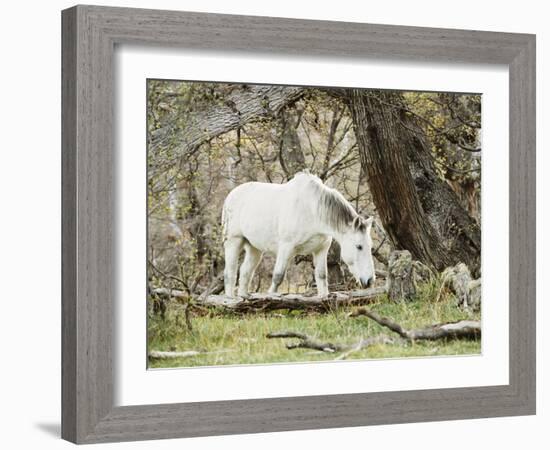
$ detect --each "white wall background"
[0,1,545,448]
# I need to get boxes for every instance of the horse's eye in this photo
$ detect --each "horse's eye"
[356,245,363,251]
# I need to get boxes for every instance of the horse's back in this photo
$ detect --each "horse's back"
[223,181,283,212]
[223,173,315,214]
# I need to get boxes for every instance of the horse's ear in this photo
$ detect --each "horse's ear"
[366,216,374,228]
[352,216,369,232]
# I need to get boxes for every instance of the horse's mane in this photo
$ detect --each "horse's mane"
[293,171,360,233]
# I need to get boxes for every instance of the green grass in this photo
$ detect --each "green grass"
[148,281,481,369]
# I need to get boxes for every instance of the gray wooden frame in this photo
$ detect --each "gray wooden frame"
[62,4,536,444]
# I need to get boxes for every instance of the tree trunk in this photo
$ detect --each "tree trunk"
[277,107,306,179]
[326,242,346,288]
[346,90,481,275]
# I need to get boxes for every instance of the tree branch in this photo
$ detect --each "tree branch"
[149,85,304,177]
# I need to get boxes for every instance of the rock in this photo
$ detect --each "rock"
[442,263,481,310]
[387,250,416,302]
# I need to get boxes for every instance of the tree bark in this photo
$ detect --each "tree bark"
[346,91,481,275]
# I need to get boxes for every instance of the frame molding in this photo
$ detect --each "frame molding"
[62,5,536,443]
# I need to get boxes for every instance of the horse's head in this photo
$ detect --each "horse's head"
[339,216,376,288]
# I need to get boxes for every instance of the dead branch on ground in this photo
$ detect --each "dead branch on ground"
[349,308,480,340]
[266,331,393,359]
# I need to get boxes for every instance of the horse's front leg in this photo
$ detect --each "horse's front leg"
[268,244,294,295]
[312,238,332,297]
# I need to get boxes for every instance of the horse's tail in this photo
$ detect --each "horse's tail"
[221,199,228,242]
[221,184,247,243]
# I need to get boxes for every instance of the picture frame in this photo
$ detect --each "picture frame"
[61,4,536,444]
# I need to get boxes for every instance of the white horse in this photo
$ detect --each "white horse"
[221,171,376,297]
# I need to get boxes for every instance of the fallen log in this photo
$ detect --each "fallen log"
[150,286,388,313]
[349,307,481,340]
[148,350,201,359]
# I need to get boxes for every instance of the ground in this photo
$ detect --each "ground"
[148,281,481,369]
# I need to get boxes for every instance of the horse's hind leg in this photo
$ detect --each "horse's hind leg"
[224,237,244,297]
[238,243,262,297]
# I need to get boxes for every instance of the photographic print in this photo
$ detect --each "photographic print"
[147,81,482,368]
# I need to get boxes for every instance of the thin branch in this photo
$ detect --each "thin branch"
[148,259,190,293]
[426,95,481,129]
[320,144,358,181]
